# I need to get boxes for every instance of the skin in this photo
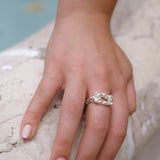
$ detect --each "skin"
[20,0,136,159]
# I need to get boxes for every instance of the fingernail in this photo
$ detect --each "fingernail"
[56,158,66,160]
[21,124,32,139]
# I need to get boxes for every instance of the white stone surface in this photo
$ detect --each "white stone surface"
[0,0,160,159]
[135,128,160,160]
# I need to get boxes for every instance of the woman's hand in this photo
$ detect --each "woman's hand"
[20,11,136,160]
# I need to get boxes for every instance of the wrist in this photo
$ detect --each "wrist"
[55,10,112,37]
[56,0,117,23]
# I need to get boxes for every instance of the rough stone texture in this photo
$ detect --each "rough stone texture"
[0,0,160,159]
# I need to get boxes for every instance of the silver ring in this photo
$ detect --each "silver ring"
[85,92,113,106]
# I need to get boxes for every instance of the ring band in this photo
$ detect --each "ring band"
[85,92,113,106]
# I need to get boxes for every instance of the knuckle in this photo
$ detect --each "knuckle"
[25,110,41,120]
[129,104,137,115]
[133,104,137,112]
[87,118,108,133]
[101,152,114,160]
[98,65,110,76]
[115,75,126,91]
[128,60,133,74]
[94,64,110,78]
[70,64,84,73]
[65,57,85,74]
[119,75,126,87]
[123,63,133,81]
[62,102,82,118]
[112,124,127,138]
[56,139,71,149]
[43,73,63,86]
[78,155,94,160]
[35,86,50,103]
[35,74,62,104]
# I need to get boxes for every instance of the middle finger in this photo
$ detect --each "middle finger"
[50,77,86,160]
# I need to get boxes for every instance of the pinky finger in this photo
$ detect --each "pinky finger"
[127,76,137,115]
[98,88,129,160]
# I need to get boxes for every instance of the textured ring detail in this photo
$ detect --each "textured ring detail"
[85,92,113,106]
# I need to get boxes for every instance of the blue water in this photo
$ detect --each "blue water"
[0,0,58,52]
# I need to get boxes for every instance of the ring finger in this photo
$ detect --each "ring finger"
[76,85,111,160]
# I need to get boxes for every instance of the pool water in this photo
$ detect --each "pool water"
[0,0,58,52]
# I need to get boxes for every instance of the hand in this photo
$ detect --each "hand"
[20,12,136,160]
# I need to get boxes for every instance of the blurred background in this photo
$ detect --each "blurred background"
[0,0,58,52]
